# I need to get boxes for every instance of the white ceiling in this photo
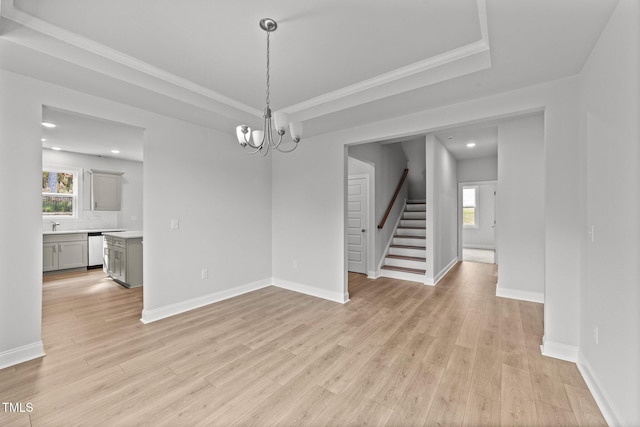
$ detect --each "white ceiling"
[435,125,497,160]
[0,0,619,139]
[42,106,145,162]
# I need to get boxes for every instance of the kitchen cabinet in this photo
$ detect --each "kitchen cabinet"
[103,232,143,288]
[89,170,123,211]
[43,233,88,272]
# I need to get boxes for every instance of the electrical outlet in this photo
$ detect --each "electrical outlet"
[171,218,180,230]
[292,260,298,269]
[593,324,599,344]
[201,268,208,279]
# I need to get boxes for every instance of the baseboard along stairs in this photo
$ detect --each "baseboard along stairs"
[381,201,427,283]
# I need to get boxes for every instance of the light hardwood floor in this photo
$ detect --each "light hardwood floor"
[0,263,607,426]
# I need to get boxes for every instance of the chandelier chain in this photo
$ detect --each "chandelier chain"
[266,31,271,108]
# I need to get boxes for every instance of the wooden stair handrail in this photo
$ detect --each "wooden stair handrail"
[378,168,409,229]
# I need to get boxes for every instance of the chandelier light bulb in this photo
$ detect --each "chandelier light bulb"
[252,130,265,147]
[290,122,303,142]
[274,111,290,133]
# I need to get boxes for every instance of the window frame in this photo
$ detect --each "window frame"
[462,185,479,229]
[42,165,81,220]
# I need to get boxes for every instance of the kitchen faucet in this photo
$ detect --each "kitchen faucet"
[51,221,60,231]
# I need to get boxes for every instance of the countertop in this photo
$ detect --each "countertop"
[102,230,143,239]
[43,229,125,236]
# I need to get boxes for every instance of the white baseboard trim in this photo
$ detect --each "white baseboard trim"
[0,341,45,370]
[433,257,459,285]
[273,278,348,304]
[540,336,578,362]
[496,284,544,303]
[424,276,436,286]
[577,351,623,427]
[140,278,272,324]
[367,270,380,279]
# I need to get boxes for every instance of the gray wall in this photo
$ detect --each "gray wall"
[579,0,640,423]
[426,135,459,280]
[457,157,497,182]
[400,138,426,201]
[496,114,545,299]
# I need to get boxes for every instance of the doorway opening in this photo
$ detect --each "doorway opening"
[41,105,146,339]
[459,181,497,265]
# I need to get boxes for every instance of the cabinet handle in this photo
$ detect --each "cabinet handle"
[53,244,57,253]
[59,244,62,252]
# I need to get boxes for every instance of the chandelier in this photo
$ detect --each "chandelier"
[236,18,303,156]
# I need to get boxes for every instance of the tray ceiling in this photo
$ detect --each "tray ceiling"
[0,0,619,136]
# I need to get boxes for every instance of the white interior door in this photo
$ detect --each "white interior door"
[347,176,368,274]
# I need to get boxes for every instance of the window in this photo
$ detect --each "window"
[462,186,478,228]
[42,168,78,218]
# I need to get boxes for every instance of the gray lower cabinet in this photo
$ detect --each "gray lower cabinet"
[103,235,143,288]
[43,233,88,272]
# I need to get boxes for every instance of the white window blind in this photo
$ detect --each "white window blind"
[463,187,476,207]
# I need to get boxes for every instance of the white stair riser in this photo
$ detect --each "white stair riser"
[380,269,425,283]
[394,237,426,246]
[406,203,426,211]
[385,257,427,269]
[403,212,426,219]
[400,219,426,228]
[396,228,426,237]
[389,247,426,258]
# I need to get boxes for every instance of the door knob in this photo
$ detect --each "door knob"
[361,229,366,232]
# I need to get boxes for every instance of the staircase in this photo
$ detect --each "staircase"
[380,201,427,282]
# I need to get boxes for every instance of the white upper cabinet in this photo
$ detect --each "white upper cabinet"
[90,170,124,211]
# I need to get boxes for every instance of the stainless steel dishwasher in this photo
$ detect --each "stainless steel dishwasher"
[87,232,104,269]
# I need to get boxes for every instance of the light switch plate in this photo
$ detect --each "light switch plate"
[171,218,180,230]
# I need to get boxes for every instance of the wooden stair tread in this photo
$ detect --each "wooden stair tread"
[407,201,426,204]
[391,244,426,249]
[394,235,425,239]
[386,254,426,262]
[398,226,424,229]
[381,265,426,274]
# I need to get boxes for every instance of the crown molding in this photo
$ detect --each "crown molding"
[284,39,491,119]
[1,0,491,125]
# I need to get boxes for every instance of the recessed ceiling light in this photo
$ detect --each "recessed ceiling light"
[466,142,476,148]
[41,122,56,128]
[41,138,46,142]
[51,147,62,151]
[447,136,454,140]
[111,149,120,154]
